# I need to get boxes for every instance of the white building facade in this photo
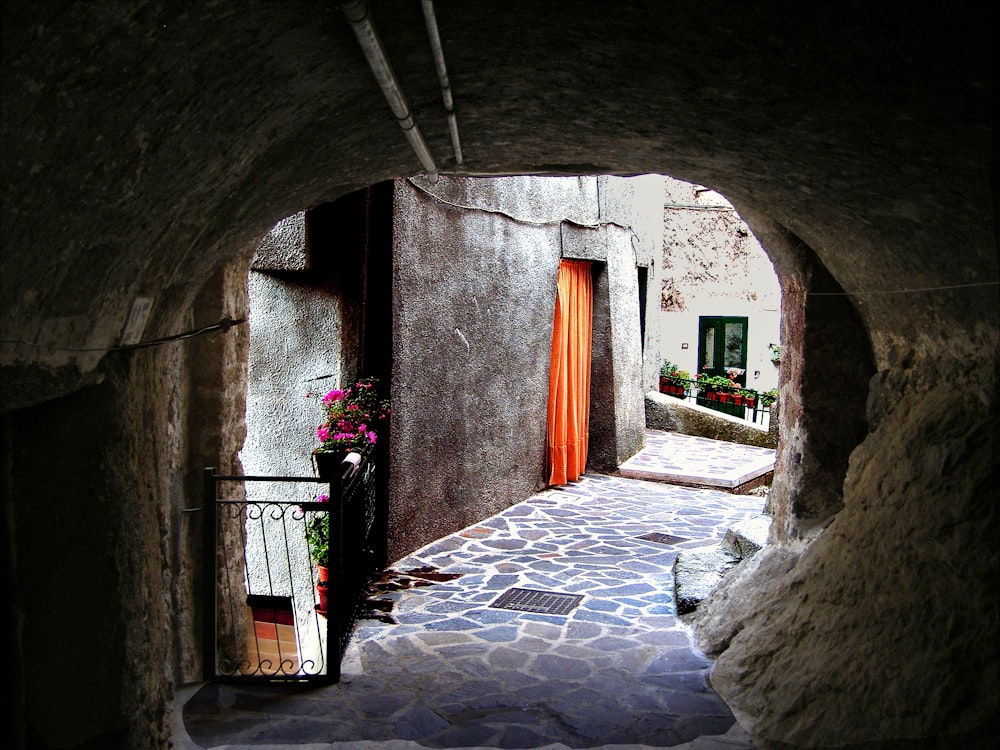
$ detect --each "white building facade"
[654,177,781,395]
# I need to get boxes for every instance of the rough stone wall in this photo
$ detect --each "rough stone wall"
[689,354,996,746]
[182,260,252,685]
[0,3,994,748]
[2,255,250,750]
[744,217,876,540]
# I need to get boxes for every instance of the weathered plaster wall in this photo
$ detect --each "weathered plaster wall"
[657,178,781,392]
[390,177,558,561]
[239,270,345,641]
[602,227,646,467]
[239,203,373,647]
[388,175,651,561]
[241,272,346,479]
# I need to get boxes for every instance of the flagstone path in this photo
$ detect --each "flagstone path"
[183,435,774,749]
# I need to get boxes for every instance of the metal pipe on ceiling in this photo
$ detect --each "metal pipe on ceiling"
[420,0,463,166]
[341,0,439,183]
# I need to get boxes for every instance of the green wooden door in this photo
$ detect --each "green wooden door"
[698,316,748,386]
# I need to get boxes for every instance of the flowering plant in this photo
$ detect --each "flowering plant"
[305,494,330,566]
[307,376,390,454]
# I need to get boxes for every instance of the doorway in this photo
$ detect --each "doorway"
[698,316,748,387]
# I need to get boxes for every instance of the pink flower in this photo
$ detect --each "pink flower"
[367,431,377,444]
[322,389,344,406]
[317,425,330,442]
[317,494,329,503]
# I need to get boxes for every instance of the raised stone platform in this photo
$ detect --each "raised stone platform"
[617,429,776,492]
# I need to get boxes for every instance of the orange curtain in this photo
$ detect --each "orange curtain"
[547,259,593,486]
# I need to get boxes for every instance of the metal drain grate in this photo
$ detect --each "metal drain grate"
[636,531,689,546]
[489,588,584,615]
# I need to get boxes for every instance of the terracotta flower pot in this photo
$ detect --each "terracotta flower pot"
[316,583,328,616]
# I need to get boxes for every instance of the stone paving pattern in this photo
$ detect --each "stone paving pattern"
[184,434,772,749]
[617,431,774,490]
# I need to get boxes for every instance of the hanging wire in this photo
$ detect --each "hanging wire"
[406,176,639,237]
[0,315,245,354]
[787,281,997,297]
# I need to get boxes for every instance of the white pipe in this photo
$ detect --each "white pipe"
[341,0,439,183]
[420,0,463,166]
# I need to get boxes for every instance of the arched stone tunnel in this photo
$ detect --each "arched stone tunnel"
[1,2,995,748]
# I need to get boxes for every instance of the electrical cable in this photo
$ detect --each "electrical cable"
[0,315,245,354]
[405,176,639,238]
[789,281,998,297]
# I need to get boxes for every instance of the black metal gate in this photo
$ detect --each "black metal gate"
[203,445,379,684]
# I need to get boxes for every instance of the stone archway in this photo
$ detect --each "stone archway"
[1,3,994,748]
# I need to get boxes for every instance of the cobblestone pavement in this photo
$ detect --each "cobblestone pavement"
[616,431,775,490]
[181,434,774,750]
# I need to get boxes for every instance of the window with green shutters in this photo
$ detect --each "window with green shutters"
[698,316,748,387]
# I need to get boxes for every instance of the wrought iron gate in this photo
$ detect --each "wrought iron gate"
[203,445,379,684]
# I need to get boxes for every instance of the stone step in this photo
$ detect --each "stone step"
[722,513,772,558]
[673,513,772,616]
[672,547,742,615]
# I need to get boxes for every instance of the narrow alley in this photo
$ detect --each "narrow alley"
[180,431,773,749]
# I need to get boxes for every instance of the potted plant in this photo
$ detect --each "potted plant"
[308,376,390,479]
[699,375,728,401]
[305,493,330,615]
[669,369,691,398]
[742,389,757,408]
[659,360,679,394]
[760,389,778,408]
[717,380,731,403]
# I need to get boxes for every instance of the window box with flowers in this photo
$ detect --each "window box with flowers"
[304,377,390,617]
[696,373,731,401]
[307,376,390,481]
[659,360,692,398]
[659,360,677,394]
